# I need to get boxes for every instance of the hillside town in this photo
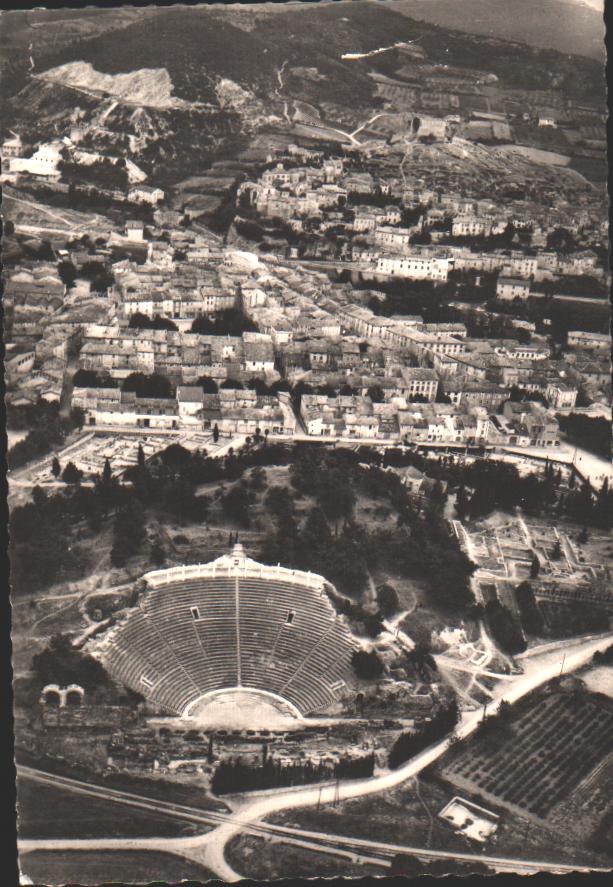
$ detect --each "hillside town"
[3,3,612,885]
[4,140,610,460]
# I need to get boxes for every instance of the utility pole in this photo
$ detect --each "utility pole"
[559,653,566,676]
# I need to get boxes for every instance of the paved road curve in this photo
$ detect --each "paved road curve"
[202,630,613,879]
[18,632,612,880]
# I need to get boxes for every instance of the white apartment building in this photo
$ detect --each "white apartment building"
[497,277,531,300]
[546,382,578,411]
[376,254,450,281]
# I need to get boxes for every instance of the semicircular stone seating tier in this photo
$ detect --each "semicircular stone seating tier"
[93,556,358,719]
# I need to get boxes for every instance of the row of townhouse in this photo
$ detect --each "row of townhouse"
[351,205,402,231]
[437,349,578,411]
[78,325,276,381]
[495,402,560,448]
[72,387,296,436]
[289,365,440,404]
[116,288,239,328]
[534,249,601,279]
[451,214,509,238]
[453,250,538,278]
[299,395,498,445]
[376,253,451,281]
[260,159,343,190]
[248,183,347,219]
[567,330,610,350]
[299,394,399,439]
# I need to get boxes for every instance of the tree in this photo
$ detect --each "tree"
[316,468,356,529]
[57,261,77,288]
[191,309,256,337]
[515,581,544,636]
[367,384,385,403]
[137,443,145,470]
[578,526,589,545]
[264,486,295,523]
[551,539,562,560]
[51,456,61,478]
[151,541,165,566]
[31,634,110,692]
[198,375,218,394]
[376,583,399,618]
[222,483,252,528]
[160,443,191,474]
[213,424,220,443]
[299,506,332,564]
[122,372,174,399]
[62,461,83,485]
[594,478,612,529]
[249,466,267,492]
[110,500,146,567]
[530,552,541,578]
[455,483,468,521]
[485,600,526,654]
[351,649,384,679]
[102,457,112,485]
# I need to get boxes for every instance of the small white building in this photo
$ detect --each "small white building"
[9,141,63,179]
[129,185,165,205]
[496,276,531,301]
[567,330,609,350]
[546,381,578,411]
[538,114,557,128]
[439,797,499,843]
[125,220,145,242]
[2,132,23,158]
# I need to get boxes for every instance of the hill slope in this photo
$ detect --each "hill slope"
[392,0,604,61]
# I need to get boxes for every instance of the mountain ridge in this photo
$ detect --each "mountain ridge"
[391,0,604,61]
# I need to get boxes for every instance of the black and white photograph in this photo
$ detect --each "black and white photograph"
[2,1,611,883]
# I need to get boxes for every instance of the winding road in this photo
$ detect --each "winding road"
[19,630,613,880]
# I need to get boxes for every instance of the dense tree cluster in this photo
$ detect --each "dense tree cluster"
[7,401,84,471]
[121,372,175,399]
[211,752,374,795]
[191,309,257,336]
[515,581,545,636]
[31,634,112,693]
[378,447,612,529]
[351,649,384,679]
[73,369,118,389]
[58,156,129,191]
[388,699,459,769]
[557,414,611,460]
[258,448,473,609]
[482,600,527,655]
[128,312,179,332]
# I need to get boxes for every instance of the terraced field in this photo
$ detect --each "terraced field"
[443,688,613,820]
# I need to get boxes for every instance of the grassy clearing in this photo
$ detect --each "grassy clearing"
[226,833,385,880]
[17,777,203,839]
[20,850,215,886]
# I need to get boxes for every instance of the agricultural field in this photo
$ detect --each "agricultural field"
[441,681,613,825]
[20,850,214,886]
[267,769,601,868]
[17,777,200,839]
